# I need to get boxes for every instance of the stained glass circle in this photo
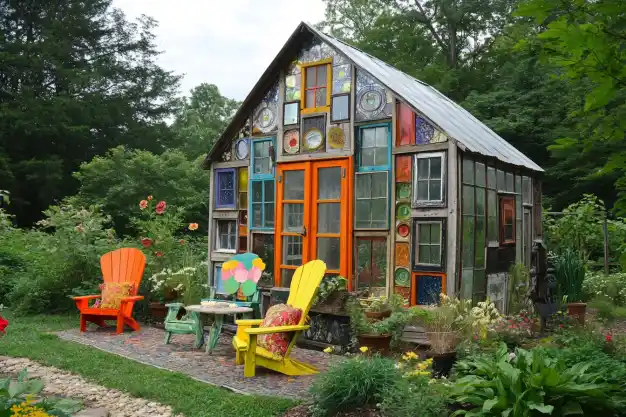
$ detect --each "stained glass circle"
[283,130,299,154]
[357,85,385,119]
[394,268,410,287]
[254,103,277,133]
[303,128,323,151]
[397,223,410,238]
[235,139,249,160]
[327,127,345,149]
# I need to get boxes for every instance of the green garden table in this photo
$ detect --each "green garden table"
[185,304,253,354]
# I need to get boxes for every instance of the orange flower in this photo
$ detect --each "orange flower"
[188,223,198,231]
[147,195,153,201]
[141,238,152,248]
[155,201,166,214]
[139,200,148,210]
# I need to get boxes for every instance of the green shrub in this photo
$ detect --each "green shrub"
[379,375,448,417]
[553,248,586,302]
[451,342,624,416]
[583,272,626,305]
[309,355,400,417]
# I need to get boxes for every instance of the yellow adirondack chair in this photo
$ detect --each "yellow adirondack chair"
[232,259,327,377]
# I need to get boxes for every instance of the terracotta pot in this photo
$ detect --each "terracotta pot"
[430,351,457,378]
[566,302,587,325]
[365,310,391,322]
[358,334,391,355]
[149,302,168,325]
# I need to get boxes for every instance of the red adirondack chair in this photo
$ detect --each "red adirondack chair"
[73,248,146,334]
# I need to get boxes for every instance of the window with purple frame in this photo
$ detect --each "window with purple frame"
[215,168,236,209]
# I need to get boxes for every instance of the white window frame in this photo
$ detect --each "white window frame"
[354,171,389,230]
[215,219,237,253]
[414,220,443,267]
[412,151,446,208]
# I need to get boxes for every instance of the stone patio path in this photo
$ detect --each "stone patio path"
[57,326,338,399]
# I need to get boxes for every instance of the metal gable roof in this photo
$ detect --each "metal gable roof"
[306,24,543,172]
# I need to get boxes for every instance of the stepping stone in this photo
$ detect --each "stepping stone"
[75,407,110,417]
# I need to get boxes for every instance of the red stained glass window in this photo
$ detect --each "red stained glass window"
[396,103,415,146]
[396,155,411,182]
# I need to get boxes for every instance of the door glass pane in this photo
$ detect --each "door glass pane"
[283,236,302,266]
[318,203,340,233]
[281,268,296,287]
[317,237,340,270]
[284,170,304,200]
[318,167,341,199]
[283,204,304,231]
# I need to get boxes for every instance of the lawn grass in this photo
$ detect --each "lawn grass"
[0,312,295,417]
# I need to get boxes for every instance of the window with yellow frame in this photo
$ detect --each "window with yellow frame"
[301,58,332,114]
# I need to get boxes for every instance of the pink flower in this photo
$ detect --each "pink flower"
[141,238,152,248]
[155,201,166,214]
[606,334,613,343]
[250,267,262,283]
[234,263,248,283]
[139,200,148,210]
[147,195,153,201]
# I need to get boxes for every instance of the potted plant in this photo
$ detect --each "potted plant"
[359,295,392,321]
[313,275,348,311]
[553,249,586,324]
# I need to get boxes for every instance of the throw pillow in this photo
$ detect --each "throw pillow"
[100,282,134,309]
[257,303,303,357]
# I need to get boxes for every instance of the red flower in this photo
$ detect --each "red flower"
[559,324,564,328]
[141,238,152,248]
[155,201,166,214]
[606,334,613,343]
[139,200,148,210]
[179,239,185,245]
[155,251,164,258]
[0,315,8,334]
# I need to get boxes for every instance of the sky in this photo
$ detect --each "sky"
[111,0,326,101]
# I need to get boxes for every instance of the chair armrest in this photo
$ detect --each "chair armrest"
[235,319,263,326]
[245,325,309,335]
[120,296,144,303]
[72,295,101,301]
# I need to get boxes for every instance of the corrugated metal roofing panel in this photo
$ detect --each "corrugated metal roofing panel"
[308,25,543,172]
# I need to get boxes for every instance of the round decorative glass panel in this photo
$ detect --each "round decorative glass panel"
[394,268,410,287]
[254,103,277,133]
[396,182,411,200]
[303,128,323,151]
[283,130,299,154]
[397,223,410,238]
[357,86,385,119]
[235,139,249,160]
[396,202,411,220]
[327,127,345,150]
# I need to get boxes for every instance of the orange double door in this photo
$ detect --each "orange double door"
[274,158,353,288]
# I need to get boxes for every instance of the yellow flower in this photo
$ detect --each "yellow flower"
[425,358,433,365]
[252,257,266,271]
[222,260,239,271]
[417,362,427,370]
[402,351,418,361]
[359,346,369,353]
[323,347,333,353]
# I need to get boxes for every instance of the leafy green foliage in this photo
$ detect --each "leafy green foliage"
[553,249,586,302]
[0,0,180,226]
[379,373,448,417]
[70,146,210,234]
[583,272,626,306]
[451,342,624,416]
[313,275,347,305]
[310,355,400,417]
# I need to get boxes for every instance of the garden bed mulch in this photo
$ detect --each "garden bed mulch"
[282,404,382,417]
[56,325,339,400]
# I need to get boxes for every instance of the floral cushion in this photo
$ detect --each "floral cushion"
[257,304,303,357]
[100,283,134,309]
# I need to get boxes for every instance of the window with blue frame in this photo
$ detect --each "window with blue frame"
[250,138,275,230]
[355,124,391,229]
[215,168,236,209]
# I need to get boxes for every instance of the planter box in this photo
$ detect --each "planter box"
[302,311,352,351]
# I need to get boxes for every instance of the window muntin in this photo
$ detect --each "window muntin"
[355,172,388,229]
[301,61,331,113]
[216,220,237,252]
[413,152,445,206]
[215,168,236,209]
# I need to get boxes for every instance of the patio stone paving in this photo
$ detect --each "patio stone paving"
[57,325,338,400]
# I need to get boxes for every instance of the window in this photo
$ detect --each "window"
[355,237,387,289]
[301,61,331,113]
[413,152,445,206]
[215,220,237,252]
[251,138,275,230]
[499,196,515,244]
[283,102,299,125]
[302,115,326,152]
[355,172,388,228]
[413,220,445,271]
[358,125,389,169]
[251,180,275,229]
[396,102,415,146]
[215,168,236,209]
[331,94,349,122]
[356,124,390,229]
[238,168,248,209]
[252,140,273,176]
